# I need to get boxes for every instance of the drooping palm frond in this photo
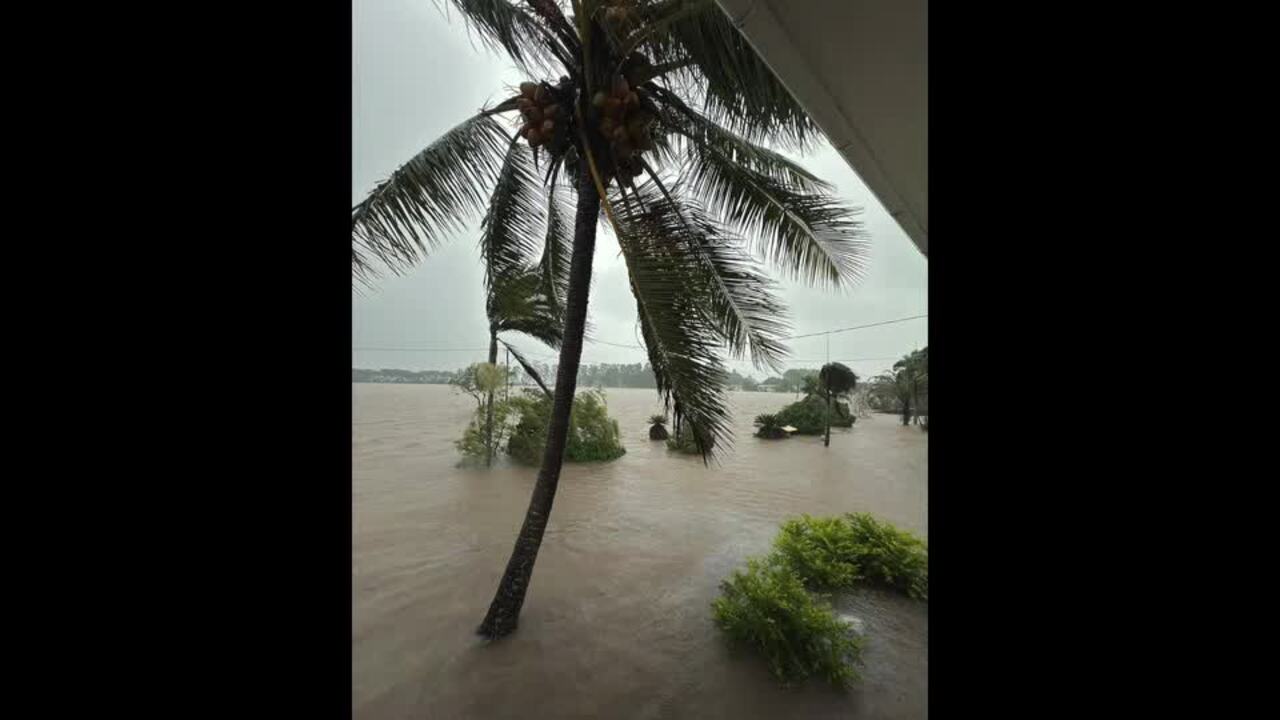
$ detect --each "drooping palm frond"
[619,174,790,369]
[352,113,510,279]
[481,140,548,291]
[607,179,792,460]
[498,338,554,399]
[439,0,565,73]
[683,139,868,289]
[642,0,818,148]
[649,90,828,191]
[537,181,574,314]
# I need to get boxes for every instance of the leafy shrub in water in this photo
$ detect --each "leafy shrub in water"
[774,515,862,588]
[711,557,862,687]
[506,389,626,464]
[648,414,669,440]
[773,513,928,600]
[711,513,926,688]
[754,413,787,439]
[775,396,854,435]
[454,400,515,460]
[842,513,929,600]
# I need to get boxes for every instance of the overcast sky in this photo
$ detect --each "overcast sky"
[352,0,927,380]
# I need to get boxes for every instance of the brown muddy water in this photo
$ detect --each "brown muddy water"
[353,383,927,719]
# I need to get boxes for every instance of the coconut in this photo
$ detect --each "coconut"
[527,129,544,146]
[543,103,560,119]
[604,97,622,117]
[612,75,629,97]
[626,91,639,107]
[533,85,548,103]
[541,119,555,134]
[600,116,617,135]
[593,91,608,108]
[520,82,538,98]
[527,107,543,124]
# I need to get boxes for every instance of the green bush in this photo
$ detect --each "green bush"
[772,514,928,600]
[506,389,626,464]
[842,513,929,600]
[754,413,787,439]
[775,396,854,435]
[454,400,515,460]
[774,515,862,588]
[712,557,862,687]
[666,428,714,454]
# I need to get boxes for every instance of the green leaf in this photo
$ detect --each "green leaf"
[352,113,510,282]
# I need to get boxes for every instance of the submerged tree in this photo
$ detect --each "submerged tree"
[648,414,669,440]
[818,362,858,447]
[352,0,868,639]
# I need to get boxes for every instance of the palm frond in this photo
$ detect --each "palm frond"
[650,90,829,191]
[490,266,563,348]
[352,113,510,279]
[481,140,548,292]
[684,140,868,289]
[498,339,554,399]
[440,0,563,73]
[619,173,790,369]
[643,0,818,148]
[538,181,574,314]
[606,178,794,460]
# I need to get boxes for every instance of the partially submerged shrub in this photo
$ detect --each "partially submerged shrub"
[506,389,626,464]
[773,515,862,588]
[648,414,669,440]
[753,413,787,439]
[773,514,928,600]
[775,396,854,435]
[842,513,929,600]
[712,557,862,687]
[454,400,515,461]
[666,421,714,454]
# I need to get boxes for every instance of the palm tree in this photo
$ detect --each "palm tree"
[753,413,786,439]
[873,368,914,426]
[480,255,565,463]
[818,362,858,447]
[352,0,867,639]
[892,348,927,426]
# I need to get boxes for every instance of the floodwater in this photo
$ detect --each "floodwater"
[353,383,928,719]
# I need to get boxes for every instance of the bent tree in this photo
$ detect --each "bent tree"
[352,0,868,639]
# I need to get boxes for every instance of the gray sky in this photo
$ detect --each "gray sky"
[352,0,927,380]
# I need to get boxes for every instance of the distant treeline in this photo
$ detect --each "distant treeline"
[353,363,786,389]
[353,368,456,384]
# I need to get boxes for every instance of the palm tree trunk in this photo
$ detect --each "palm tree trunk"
[902,398,911,426]
[486,331,498,466]
[824,389,832,447]
[477,169,600,639]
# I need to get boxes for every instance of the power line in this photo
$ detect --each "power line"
[786,313,928,340]
[353,313,926,355]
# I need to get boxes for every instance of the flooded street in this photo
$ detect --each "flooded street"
[353,383,928,719]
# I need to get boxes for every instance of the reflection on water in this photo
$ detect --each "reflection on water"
[354,384,927,719]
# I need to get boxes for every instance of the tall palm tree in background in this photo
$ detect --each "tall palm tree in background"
[893,348,927,426]
[478,182,568,462]
[818,362,857,448]
[352,0,868,639]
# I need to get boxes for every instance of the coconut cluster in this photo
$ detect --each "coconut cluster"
[591,75,655,179]
[518,80,571,155]
[602,0,636,28]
